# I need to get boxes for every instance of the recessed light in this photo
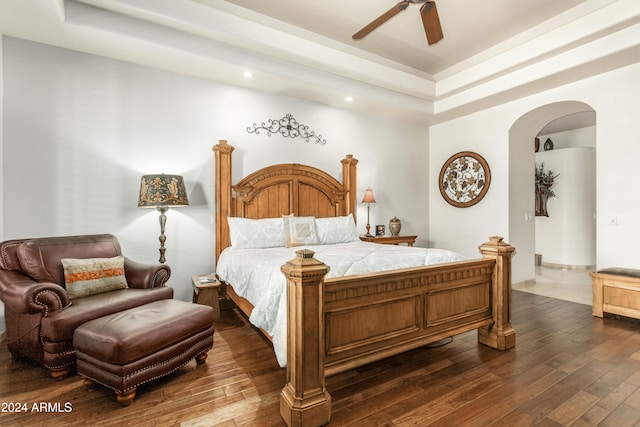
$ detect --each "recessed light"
[243,71,253,79]
[345,96,353,102]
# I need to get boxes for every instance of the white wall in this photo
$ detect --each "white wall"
[428,113,510,255]
[1,37,429,302]
[430,62,640,283]
[535,127,597,268]
[535,148,596,267]
[0,34,4,340]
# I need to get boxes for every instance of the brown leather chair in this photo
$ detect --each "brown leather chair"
[0,234,173,379]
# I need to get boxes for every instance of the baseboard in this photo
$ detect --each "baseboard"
[540,262,595,270]
[513,278,536,288]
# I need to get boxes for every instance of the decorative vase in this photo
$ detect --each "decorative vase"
[535,137,540,152]
[535,191,550,217]
[544,138,554,151]
[389,217,401,236]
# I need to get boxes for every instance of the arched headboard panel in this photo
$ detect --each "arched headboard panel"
[213,140,358,260]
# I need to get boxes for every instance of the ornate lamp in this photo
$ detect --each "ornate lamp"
[138,174,189,263]
[361,188,376,237]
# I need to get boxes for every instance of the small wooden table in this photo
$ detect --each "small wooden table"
[359,235,417,246]
[192,274,223,320]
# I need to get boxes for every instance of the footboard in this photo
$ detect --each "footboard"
[279,236,515,427]
[323,258,496,376]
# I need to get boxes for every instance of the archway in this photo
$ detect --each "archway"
[508,101,596,285]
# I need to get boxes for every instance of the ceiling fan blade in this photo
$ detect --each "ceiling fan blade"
[420,1,444,45]
[352,1,410,40]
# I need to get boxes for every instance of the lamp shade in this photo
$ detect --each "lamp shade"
[361,188,376,204]
[138,174,189,208]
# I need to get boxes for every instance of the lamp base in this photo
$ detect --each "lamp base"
[364,222,373,238]
[157,206,168,264]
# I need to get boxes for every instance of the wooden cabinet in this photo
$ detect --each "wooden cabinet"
[359,235,417,246]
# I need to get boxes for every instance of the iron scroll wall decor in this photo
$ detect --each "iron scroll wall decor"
[246,113,326,145]
[438,151,491,208]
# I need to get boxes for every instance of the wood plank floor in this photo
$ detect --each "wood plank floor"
[2,291,640,426]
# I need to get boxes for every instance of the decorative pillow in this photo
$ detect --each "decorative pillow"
[228,217,284,249]
[283,215,319,247]
[61,256,128,300]
[315,214,359,244]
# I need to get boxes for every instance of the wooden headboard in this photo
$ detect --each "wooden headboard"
[213,140,359,260]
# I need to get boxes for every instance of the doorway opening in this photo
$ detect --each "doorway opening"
[508,101,596,305]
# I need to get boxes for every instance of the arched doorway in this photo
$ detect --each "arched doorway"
[508,101,596,286]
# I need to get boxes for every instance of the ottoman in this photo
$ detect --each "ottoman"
[73,299,214,406]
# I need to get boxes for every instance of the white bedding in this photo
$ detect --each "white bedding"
[216,240,465,367]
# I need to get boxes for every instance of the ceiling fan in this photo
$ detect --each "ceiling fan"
[352,0,444,45]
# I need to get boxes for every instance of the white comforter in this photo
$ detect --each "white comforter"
[216,241,465,367]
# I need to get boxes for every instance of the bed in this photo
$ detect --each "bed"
[213,140,516,427]
[217,237,467,368]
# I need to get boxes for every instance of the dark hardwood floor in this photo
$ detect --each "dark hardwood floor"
[2,291,640,426]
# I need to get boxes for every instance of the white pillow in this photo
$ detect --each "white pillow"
[283,216,318,247]
[227,217,284,249]
[315,214,359,244]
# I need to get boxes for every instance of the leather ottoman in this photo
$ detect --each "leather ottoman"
[73,299,214,406]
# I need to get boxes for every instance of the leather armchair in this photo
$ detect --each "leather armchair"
[0,234,173,379]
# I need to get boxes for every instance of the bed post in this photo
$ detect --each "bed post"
[280,250,331,427]
[341,154,358,217]
[213,140,234,261]
[478,236,516,350]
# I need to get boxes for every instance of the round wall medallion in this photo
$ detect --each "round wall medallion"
[439,151,491,208]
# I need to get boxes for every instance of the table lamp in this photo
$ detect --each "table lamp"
[361,188,376,237]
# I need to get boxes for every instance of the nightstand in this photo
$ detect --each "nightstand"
[360,235,417,246]
[191,274,222,320]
